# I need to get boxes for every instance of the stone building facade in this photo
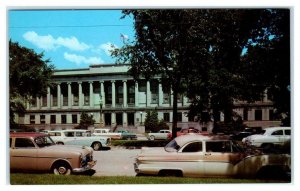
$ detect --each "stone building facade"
[14,64,281,133]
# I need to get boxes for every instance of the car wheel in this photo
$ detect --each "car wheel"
[149,135,155,141]
[92,142,102,151]
[262,143,274,152]
[56,142,64,145]
[52,162,71,175]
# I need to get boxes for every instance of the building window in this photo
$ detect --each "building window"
[243,108,248,121]
[105,113,111,126]
[116,113,123,125]
[50,115,56,124]
[269,109,274,120]
[177,112,182,122]
[42,96,47,107]
[61,115,67,124]
[40,115,45,124]
[164,113,170,122]
[255,110,262,121]
[128,113,135,126]
[30,115,35,124]
[72,115,77,124]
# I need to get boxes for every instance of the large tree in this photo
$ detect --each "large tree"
[112,9,291,137]
[9,40,55,126]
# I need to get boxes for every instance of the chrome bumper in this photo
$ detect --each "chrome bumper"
[73,160,97,173]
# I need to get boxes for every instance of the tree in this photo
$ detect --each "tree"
[75,112,95,129]
[112,10,212,138]
[9,40,55,126]
[144,110,159,132]
[113,9,291,137]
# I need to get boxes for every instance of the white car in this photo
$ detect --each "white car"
[147,130,171,140]
[48,129,111,151]
[242,127,291,151]
[134,134,291,179]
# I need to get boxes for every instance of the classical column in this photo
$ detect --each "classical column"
[123,80,127,108]
[135,81,139,107]
[100,81,105,108]
[123,112,128,127]
[111,112,116,127]
[57,83,61,108]
[67,82,72,108]
[146,81,151,107]
[111,80,116,108]
[47,87,51,109]
[158,82,163,106]
[78,82,83,108]
[89,81,94,107]
[36,97,40,109]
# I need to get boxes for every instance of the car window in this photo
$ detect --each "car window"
[15,138,35,148]
[165,139,180,152]
[285,130,291,135]
[75,132,84,137]
[271,130,283,136]
[65,132,75,137]
[206,141,232,153]
[49,132,61,136]
[34,136,55,147]
[182,142,202,152]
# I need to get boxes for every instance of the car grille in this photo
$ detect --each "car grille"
[81,154,93,167]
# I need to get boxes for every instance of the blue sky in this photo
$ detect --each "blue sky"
[8,9,135,69]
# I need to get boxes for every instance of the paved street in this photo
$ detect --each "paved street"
[92,147,141,176]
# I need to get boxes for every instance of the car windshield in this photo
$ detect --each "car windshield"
[165,139,180,152]
[34,136,55,147]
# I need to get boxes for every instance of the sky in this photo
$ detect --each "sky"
[8,9,135,69]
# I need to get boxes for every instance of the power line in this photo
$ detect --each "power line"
[9,24,133,29]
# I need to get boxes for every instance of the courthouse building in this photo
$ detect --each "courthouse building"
[14,64,281,132]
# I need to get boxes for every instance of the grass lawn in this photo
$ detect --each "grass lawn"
[10,173,290,185]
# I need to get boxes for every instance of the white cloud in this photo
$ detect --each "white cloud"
[23,31,90,51]
[23,31,57,51]
[93,42,117,56]
[63,52,103,65]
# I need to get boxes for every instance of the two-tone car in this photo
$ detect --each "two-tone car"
[134,134,291,179]
[10,132,97,175]
[48,129,111,151]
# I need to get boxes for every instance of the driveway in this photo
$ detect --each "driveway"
[93,147,141,176]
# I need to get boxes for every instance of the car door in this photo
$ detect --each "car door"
[177,141,205,177]
[203,141,245,177]
[270,130,284,145]
[10,137,37,171]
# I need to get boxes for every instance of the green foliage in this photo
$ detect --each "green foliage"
[113,9,291,132]
[9,40,55,125]
[75,112,95,129]
[144,110,159,132]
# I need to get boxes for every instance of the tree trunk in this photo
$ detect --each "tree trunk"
[172,86,178,139]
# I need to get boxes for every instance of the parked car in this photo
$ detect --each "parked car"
[134,134,291,179]
[167,128,209,139]
[10,132,97,175]
[117,130,137,140]
[230,127,262,141]
[147,130,171,140]
[242,127,291,152]
[48,129,111,151]
[92,128,122,139]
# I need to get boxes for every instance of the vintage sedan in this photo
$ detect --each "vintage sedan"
[134,134,291,179]
[10,132,97,175]
[48,129,111,150]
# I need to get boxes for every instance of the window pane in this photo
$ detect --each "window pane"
[15,138,35,148]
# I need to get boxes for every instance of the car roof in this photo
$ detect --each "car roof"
[48,129,90,132]
[264,127,291,131]
[10,132,47,138]
[174,134,231,146]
